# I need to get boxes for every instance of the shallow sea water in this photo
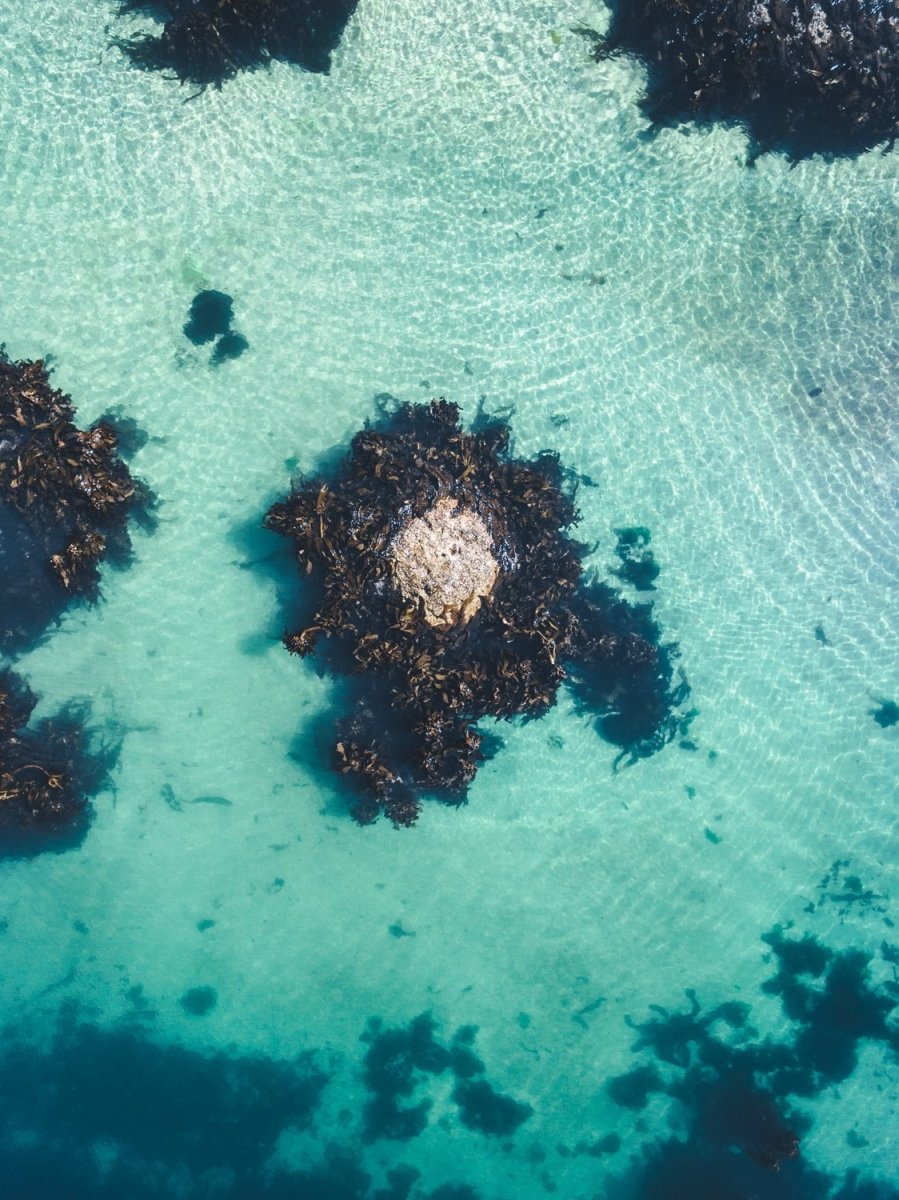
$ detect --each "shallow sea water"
[1,1,898,1196]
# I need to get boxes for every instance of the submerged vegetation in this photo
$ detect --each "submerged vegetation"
[0,671,119,853]
[580,0,899,158]
[182,290,249,366]
[604,922,899,1197]
[0,350,153,652]
[115,0,359,86]
[265,398,689,826]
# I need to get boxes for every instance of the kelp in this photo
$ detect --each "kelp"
[265,399,689,826]
[581,0,899,158]
[115,0,359,87]
[0,350,153,651]
[0,671,117,852]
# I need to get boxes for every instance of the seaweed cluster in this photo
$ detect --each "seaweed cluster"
[0,350,152,651]
[115,0,359,86]
[0,671,116,853]
[583,0,899,158]
[265,399,688,826]
[361,1013,532,1143]
[604,923,899,1198]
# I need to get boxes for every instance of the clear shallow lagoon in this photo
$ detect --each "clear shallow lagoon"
[1,1,898,1196]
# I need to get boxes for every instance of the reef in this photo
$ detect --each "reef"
[0,350,153,652]
[265,398,688,826]
[115,0,359,87]
[581,0,899,158]
[0,671,117,853]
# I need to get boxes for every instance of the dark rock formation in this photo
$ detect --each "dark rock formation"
[582,0,899,158]
[116,0,359,87]
[0,350,152,651]
[265,399,689,826]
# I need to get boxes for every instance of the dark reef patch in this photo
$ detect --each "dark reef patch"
[0,670,121,855]
[115,0,359,87]
[604,922,899,1198]
[360,1013,531,1144]
[0,350,154,652]
[265,398,689,825]
[579,0,899,159]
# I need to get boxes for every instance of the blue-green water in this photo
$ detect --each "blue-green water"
[1,1,898,1197]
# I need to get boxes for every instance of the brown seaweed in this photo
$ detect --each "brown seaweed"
[0,670,119,853]
[265,399,689,826]
[115,0,359,87]
[581,0,899,159]
[0,350,153,651]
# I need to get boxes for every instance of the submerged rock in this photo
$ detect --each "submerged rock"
[582,0,899,158]
[115,0,359,87]
[265,399,689,827]
[0,350,153,651]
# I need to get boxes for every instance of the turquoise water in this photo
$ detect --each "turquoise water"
[1,1,898,1196]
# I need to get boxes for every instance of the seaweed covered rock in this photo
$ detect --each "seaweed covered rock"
[584,0,899,158]
[116,0,358,87]
[0,671,115,852]
[265,399,689,827]
[0,350,152,651]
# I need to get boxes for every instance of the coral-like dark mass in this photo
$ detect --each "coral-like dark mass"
[0,671,119,854]
[582,0,899,159]
[265,399,688,825]
[0,350,152,651]
[115,0,358,87]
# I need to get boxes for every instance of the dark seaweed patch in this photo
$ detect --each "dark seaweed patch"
[612,526,659,591]
[179,985,218,1015]
[870,697,899,728]
[579,0,899,159]
[0,1004,327,1198]
[182,290,249,366]
[811,861,888,919]
[115,0,359,87]
[265,399,689,824]
[183,289,233,344]
[360,1013,531,1144]
[0,351,154,652]
[0,671,121,856]
[451,1078,533,1137]
[211,329,250,365]
[604,923,899,1198]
